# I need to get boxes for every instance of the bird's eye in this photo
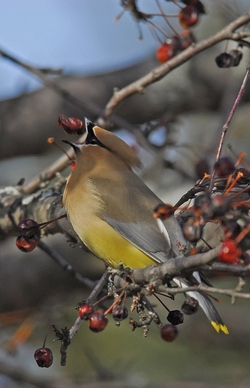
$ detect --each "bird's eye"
[87,135,98,145]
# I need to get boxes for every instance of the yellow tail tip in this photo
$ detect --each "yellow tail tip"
[211,321,229,334]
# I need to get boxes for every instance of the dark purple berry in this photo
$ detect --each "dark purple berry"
[167,310,184,325]
[34,347,53,368]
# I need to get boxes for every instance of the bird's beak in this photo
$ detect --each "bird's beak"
[62,140,83,155]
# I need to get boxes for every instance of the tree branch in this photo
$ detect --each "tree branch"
[101,12,250,120]
[0,184,74,239]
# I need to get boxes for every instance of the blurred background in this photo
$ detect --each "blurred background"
[0,1,250,387]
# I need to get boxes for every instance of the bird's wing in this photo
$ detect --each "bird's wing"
[90,173,184,263]
[103,218,171,263]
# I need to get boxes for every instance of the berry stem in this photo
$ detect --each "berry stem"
[153,292,171,312]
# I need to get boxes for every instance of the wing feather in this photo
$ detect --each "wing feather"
[90,172,184,263]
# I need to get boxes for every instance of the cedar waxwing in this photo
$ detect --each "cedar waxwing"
[62,118,228,334]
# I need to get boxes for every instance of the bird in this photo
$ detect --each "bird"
[62,117,228,334]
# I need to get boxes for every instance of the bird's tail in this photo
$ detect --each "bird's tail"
[174,276,229,334]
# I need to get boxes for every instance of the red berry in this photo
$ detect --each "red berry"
[156,44,174,64]
[160,324,179,342]
[219,240,242,263]
[78,303,94,320]
[178,6,199,29]
[16,235,39,252]
[88,311,108,333]
[34,347,53,368]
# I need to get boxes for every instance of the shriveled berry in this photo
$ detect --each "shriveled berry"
[112,305,128,321]
[181,297,199,315]
[215,53,232,68]
[34,347,53,368]
[222,220,241,240]
[160,324,178,342]
[88,311,108,333]
[194,192,210,210]
[209,194,229,218]
[214,156,235,177]
[183,219,203,243]
[167,310,184,325]
[78,303,94,320]
[219,240,241,263]
[167,35,182,53]
[229,49,243,67]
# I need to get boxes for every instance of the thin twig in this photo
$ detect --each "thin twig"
[209,61,250,191]
[162,284,250,300]
[68,270,109,339]
[38,240,96,288]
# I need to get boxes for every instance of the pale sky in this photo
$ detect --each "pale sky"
[0,0,178,99]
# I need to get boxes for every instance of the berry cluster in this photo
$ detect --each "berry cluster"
[77,294,199,344]
[156,0,205,64]
[78,303,108,333]
[116,0,204,64]
[155,154,250,265]
[184,155,249,264]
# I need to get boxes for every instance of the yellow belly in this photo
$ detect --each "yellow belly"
[73,215,156,269]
